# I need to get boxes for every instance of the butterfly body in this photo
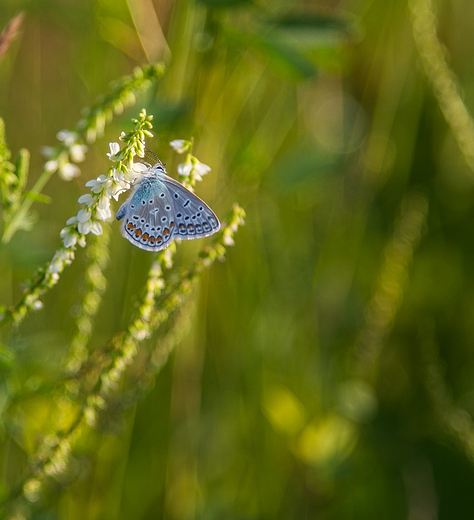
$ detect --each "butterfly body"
[116,164,220,252]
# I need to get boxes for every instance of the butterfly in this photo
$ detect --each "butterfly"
[116,162,220,251]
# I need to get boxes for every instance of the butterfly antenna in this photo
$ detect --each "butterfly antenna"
[144,146,163,166]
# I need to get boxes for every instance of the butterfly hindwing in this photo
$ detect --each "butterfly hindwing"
[117,177,175,252]
[159,174,220,240]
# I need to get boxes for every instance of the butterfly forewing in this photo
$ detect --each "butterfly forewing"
[159,174,220,240]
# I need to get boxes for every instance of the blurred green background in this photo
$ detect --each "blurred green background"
[2,0,474,518]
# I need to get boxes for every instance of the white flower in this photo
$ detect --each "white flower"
[77,208,92,223]
[66,216,77,225]
[96,195,112,220]
[58,162,80,181]
[63,233,77,248]
[85,174,112,194]
[56,130,77,146]
[170,139,190,154]
[78,194,93,205]
[106,142,120,161]
[223,233,235,246]
[177,156,193,176]
[131,162,148,174]
[194,161,211,175]
[44,160,59,173]
[177,155,211,182]
[70,144,87,163]
[119,162,142,182]
[48,249,71,274]
[60,228,78,248]
[90,222,103,236]
[112,168,124,182]
[192,160,211,181]
[98,194,110,211]
[78,219,93,235]
[112,180,130,200]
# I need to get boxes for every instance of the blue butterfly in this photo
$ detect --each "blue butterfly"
[116,162,220,251]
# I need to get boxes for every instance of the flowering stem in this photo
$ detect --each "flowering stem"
[66,226,111,375]
[2,165,52,243]
[0,110,154,330]
[2,63,165,245]
[2,206,245,513]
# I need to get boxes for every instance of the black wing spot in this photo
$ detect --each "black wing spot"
[183,200,190,208]
[160,193,165,198]
[184,216,190,220]
[174,193,179,199]
[199,206,203,211]
[197,212,201,217]
[161,216,167,222]
[142,200,146,205]
[140,218,145,223]
[176,212,182,218]
[133,215,139,220]
[165,205,171,211]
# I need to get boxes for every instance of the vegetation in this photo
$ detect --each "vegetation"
[0,0,474,518]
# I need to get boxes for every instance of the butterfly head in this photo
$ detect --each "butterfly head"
[148,162,167,177]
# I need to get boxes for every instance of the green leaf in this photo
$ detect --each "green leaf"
[22,191,52,204]
[256,33,318,80]
[0,343,15,371]
[274,13,362,45]
[225,28,317,81]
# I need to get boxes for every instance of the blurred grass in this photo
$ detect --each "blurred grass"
[2,0,474,518]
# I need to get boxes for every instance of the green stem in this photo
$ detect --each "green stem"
[2,167,54,243]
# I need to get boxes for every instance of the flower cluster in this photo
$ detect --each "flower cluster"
[41,130,87,181]
[57,147,144,252]
[221,203,246,247]
[170,138,211,184]
[48,110,154,278]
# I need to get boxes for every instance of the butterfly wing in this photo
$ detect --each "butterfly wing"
[159,174,220,240]
[116,177,176,252]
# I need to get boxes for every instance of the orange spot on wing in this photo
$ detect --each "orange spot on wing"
[135,229,142,237]
[163,228,170,238]
[142,232,149,240]
[149,236,155,244]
